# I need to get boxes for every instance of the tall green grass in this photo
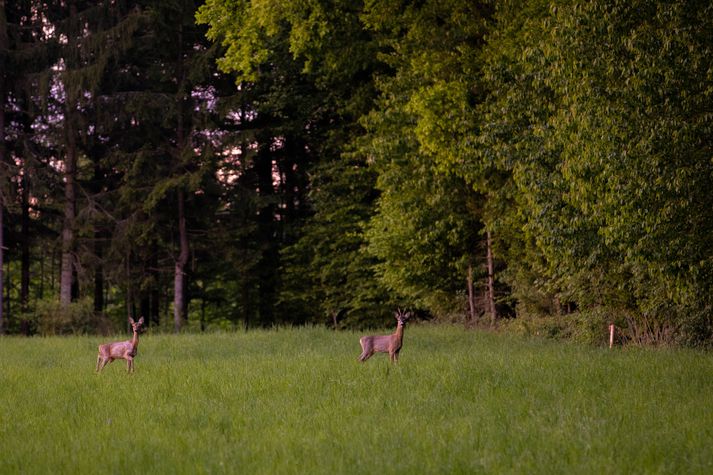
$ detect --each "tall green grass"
[1,326,711,474]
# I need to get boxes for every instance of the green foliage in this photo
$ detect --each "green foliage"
[197,0,390,326]
[362,0,492,182]
[30,298,98,336]
[477,0,713,341]
[278,157,392,327]
[1,329,712,473]
[502,307,620,346]
[5,0,713,344]
[364,145,481,314]
[354,0,494,318]
[197,0,374,85]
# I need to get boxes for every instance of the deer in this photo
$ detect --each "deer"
[358,309,411,363]
[96,317,145,373]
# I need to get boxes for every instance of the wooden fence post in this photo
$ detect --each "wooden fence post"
[609,323,615,349]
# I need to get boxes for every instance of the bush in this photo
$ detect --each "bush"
[499,308,623,347]
[500,303,713,348]
[678,307,713,348]
[32,298,106,336]
[499,315,570,340]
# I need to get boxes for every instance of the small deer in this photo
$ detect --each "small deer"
[96,317,145,373]
[358,309,411,363]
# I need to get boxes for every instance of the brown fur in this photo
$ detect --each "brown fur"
[358,310,411,363]
[96,317,144,373]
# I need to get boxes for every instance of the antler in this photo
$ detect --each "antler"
[395,308,411,320]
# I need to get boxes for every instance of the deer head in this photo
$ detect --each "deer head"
[130,317,145,333]
[395,308,411,326]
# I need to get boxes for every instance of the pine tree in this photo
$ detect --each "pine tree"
[0,0,7,333]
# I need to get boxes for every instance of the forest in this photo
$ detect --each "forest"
[1,0,711,346]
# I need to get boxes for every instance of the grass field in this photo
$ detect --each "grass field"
[1,325,712,474]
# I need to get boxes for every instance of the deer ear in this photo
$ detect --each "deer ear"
[129,317,135,325]
[138,317,145,325]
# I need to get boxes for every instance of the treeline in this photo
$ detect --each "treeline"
[1,0,711,345]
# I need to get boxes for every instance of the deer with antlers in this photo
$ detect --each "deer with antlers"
[96,317,144,373]
[358,309,411,363]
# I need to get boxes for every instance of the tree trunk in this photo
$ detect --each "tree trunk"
[174,189,189,333]
[60,113,77,307]
[140,294,150,323]
[255,139,277,326]
[242,275,250,331]
[92,158,105,316]
[20,172,30,334]
[4,262,10,324]
[0,201,3,335]
[172,19,189,333]
[39,249,44,299]
[51,247,56,293]
[150,247,160,326]
[0,0,7,334]
[467,262,476,323]
[486,230,497,325]
[60,1,78,308]
[94,234,104,314]
[20,173,29,310]
[125,253,133,324]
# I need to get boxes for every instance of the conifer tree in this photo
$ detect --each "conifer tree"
[0,0,7,333]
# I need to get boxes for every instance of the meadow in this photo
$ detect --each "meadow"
[1,325,711,474]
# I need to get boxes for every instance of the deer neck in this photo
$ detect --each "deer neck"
[394,323,404,341]
[130,329,139,348]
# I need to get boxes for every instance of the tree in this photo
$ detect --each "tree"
[87,0,234,332]
[2,0,65,332]
[198,0,390,326]
[279,154,391,327]
[476,0,563,316]
[358,0,495,320]
[479,0,713,343]
[0,0,241,334]
[0,0,7,333]
[547,0,713,342]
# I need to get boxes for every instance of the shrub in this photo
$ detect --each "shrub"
[32,298,98,335]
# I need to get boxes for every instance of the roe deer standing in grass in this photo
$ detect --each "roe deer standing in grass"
[358,309,411,363]
[96,317,144,373]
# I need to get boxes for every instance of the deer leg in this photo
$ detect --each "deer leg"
[358,349,373,362]
[358,339,370,362]
[126,357,133,373]
[96,356,109,372]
